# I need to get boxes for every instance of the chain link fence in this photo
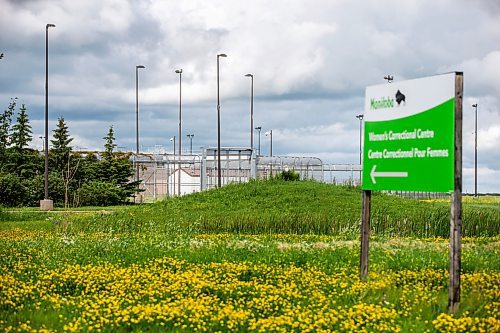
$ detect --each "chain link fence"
[134,147,445,201]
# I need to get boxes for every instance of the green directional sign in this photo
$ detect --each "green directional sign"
[362,73,456,192]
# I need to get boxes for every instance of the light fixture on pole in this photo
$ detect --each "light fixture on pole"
[135,65,145,202]
[356,114,364,183]
[41,23,55,211]
[175,69,182,196]
[472,103,478,197]
[187,134,194,154]
[255,126,262,156]
[216,53,227,188]
[244,73,254,151]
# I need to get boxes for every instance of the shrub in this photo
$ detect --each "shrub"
[0,173,26,207]
[274,170,301,181]
[23,172,66,207]
[76,181,126,206]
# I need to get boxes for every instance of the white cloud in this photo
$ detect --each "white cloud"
[480,124,500,151]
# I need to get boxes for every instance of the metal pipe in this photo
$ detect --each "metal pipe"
[44,23,55,200]
[217,53,227,187]
[176,69,182,195]
[472,103,478,196]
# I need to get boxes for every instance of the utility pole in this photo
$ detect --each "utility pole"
[472,103,478,197]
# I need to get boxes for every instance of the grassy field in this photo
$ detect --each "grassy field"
[1,181,499,332]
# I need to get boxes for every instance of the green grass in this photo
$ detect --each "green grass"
[61,180,500,237]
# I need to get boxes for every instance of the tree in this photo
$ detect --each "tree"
[8,103,39,178]
[73,126,139,206]
[0,98,17,170]
[50,117,73,173]
[102,125,117,161]
[0,102,43,206]
[99,125,139,202]
[62,152,80,208]
[10,104,33,151]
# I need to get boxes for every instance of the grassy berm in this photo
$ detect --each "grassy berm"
[69,179,499,237]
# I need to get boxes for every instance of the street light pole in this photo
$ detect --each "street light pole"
[175,69,182,196]
[187,134,194,154]
[266,130,273,177]
[472,103,478,197]
[255,126,261,156]
[170,136,176,195]
[135,65,145,201]
[42,23,55,211]
[356,114,364,183]
[245,74,254,151]
[217,53,227,188]
[170,136,176,154]
[266,130,273,157]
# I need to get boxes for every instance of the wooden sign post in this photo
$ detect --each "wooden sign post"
[360,189,371,281]
[449,72,463,312]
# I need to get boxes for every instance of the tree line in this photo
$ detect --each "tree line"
[0,99,139,207]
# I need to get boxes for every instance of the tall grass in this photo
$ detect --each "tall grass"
[66,180,500,238]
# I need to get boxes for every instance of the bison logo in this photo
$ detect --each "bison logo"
[395,90,406,106]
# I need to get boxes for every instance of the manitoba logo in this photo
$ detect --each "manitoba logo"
[395,90,406,106]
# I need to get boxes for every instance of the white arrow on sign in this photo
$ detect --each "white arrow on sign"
[370,165,408,184]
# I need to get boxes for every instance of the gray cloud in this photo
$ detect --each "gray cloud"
[1,0,500,192]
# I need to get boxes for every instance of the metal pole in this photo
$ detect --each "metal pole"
[176,69,182,196]
[251,76,254,151]
[171,136,175,195]
[135,65,145,201]
[44,24,55,201]
[136,67,139,186]
[255,126,261,156]
[270,130,273,157]
[245,74,254,150]
[270,130,273,177]
[217,54,227,188]
[187,134,194,154]
[356,114,364,183]
[266,130,273,177]
[472,103,478,197]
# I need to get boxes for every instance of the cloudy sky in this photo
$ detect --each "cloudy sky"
[1,0,499,193]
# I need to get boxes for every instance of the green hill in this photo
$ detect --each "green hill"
[73,180,499,238]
